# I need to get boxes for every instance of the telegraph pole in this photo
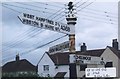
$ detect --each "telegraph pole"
[66,1,77,79]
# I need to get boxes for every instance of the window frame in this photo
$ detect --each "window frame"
[43,65,49,71]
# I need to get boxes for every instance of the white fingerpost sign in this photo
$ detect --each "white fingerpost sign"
[18,13,74,34]
[49,41,69,54]
[85,67,116,77]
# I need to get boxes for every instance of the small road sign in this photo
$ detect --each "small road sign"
[49,41,69,54]
[85,67,116,77]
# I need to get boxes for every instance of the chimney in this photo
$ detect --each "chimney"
[112,39,119,50]
[16,54,20,61]
[81,43,87,52]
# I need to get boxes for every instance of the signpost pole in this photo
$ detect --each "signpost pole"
[66,1,77,79]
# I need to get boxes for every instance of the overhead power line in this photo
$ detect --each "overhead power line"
[2,34,68,62]
[2,5,21,13]
[3,29,43,52]
[58,0,117,25]
[77,0,96,12]
[29,0,65,8]
[77,10,117,19]
[54,0,92,22]
[2,3,66,52]
[77,13,117,23]
[80,17,117,25]
[57,0,95,22]
[15,2,61,11]
[76,0,90,8]
[2,3,65,16]
[85,7,117,16]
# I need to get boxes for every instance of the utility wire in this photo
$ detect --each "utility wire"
[57,0,117,21]
[2,3,67,58]
[3,29,43,52]
[2,3,64,40]
[58,1,117,25]
[2,0,117,61]
[77,13,117,22]
[3,27,37,46]
[48,7,65,19]
[77,10,117,19]
[2,3,66,59]
[2,3,65,16]
[2,5,21,13]
[77,0,96,12]
[53,0,90,22]
[2,34,68,61]
[30,1,64,8]
[76,0,90,8]
[57,0,94,22]
[76,0,117,22]
[15,2,61,11]
[80,17,117,25]
[2,3,65,50]
[85,7,117,15]
[2,3,66,22]
[59,0,117,24]
[2,5,44,53]
[51,1,83,20]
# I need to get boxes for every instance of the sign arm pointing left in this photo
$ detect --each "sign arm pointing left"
[17,16,23,24]
[18,13,74,34]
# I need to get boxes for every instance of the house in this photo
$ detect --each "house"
[2,54,38,77]
[76,39,120,78]
[38,52,69,77]
[38,39,120,78]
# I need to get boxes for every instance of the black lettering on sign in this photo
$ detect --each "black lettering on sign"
[45,25,54,31]
[93,72,100,74]
[22,19,27,24]
[55,22,57,26]
[36,17,45,22]
[23,13,34,19]
[47,20,54,25]
[55,27,60,32]
[41,18,45,22]
[61,25,70,32]
[22,19,38,26]
[40,23,43,28]
[36,17,40,21]
[75,55,91,60]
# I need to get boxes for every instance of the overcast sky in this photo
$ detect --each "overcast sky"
[1,0,119,65]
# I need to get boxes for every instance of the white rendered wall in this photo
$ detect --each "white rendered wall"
[38,53,56,77]
[38,53,69,77]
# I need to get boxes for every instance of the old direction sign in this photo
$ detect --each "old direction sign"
[49,41,69,54]
[18,13,74,34]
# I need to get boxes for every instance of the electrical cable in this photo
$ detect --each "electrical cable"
[2,34,68,61]
[2,3,65,16]
[15,2,61,11]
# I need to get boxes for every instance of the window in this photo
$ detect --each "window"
[105,62,113,67]
[43,65,49,71]
[80,64,87,71]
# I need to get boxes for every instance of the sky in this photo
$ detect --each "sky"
[1,0,119,65]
